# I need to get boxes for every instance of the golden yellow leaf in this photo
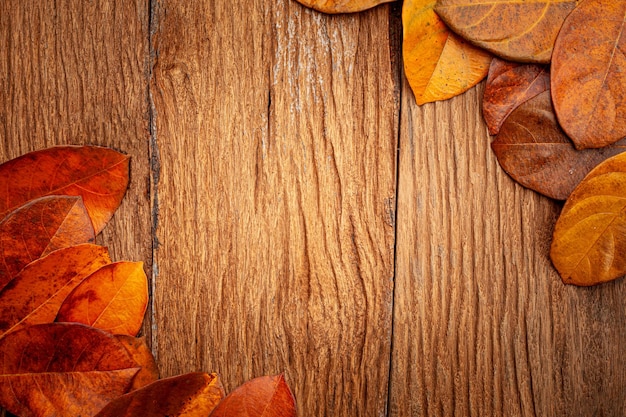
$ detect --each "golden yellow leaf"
[551,152,626,285]
[403,0,492,105]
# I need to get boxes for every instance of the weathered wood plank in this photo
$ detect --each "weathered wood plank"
[150,0,397,415]
[0,0,151,304]
[391,80,626,416]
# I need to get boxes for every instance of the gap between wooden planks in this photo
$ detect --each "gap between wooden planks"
[1,1,626,416]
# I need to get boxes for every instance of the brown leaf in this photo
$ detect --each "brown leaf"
[491,91,626,200]
[551,0,626,149]
[56,261,148,336]
[0,146,130,234]
[0,195,95,290]
[403,0,491,105]
[115,335,159,390]
[293,0,393,13]
[0,244,111,339]
[209,374,296,417]
[0,323,139,417]
[434,0,580,63]
[550,152,626,285]
[95,373,225,417]
[483,58,549,135]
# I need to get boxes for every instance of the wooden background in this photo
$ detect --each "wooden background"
[1,1,625,416]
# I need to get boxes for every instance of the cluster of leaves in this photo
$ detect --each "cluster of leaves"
[296,0,626,287]
[0,146,296,416]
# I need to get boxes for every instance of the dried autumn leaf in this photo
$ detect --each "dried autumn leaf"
[550,152,626,285]
[434,0,580,63]
[551,0,626,149]
[95,372,225,417]
[0,323,139,417]
[0,195,95,290]
[293,0,393,13]
[56,261,148,336]
[492,91,626,200]
[0,146,130,234]
[403,0,491,105]
[209,374,296,417]
[0,244,111,339]
[116,335,159,390]
[483,58,549,135]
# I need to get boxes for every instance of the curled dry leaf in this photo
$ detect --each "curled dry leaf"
[403,0,491,105]
[0,146,130,234]
[550,152,626,285]
[56,261,148,336]
[552,0,626,149]
[434,0,580,63]
[116,335,159,390]
[293,0,393,13]
[95,372,224,417]
[0,323,139,417]
[0,244,111,339]
[483,58,549,135]
[0,195,95,290]
[492,91,626,200]
[209,374,296,417]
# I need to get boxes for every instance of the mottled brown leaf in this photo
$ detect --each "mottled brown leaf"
[209,374,296,417]
[56,261,148,336]
[0,323,139,417]
[0,195,95,290]
[483,57,549,135]
[551,152,626,285]
[403,0,492,105]
[115,335,159,390]
[95,373,224,417]
[552,0,626,149]
[293,0,393,13]
[435,0,580,63]
[0,244,111,339]
[492,91,626,200]
[0,146,130,234]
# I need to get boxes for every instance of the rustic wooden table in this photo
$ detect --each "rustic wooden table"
[2,1,625,416]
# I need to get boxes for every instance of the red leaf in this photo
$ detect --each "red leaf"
[482,57,549,135]
[0,323,139,417]
[0,146,130,234]
[210,374,296,417]
[95,373,225,417]
[0,244,111,339]
[0,195,95,290]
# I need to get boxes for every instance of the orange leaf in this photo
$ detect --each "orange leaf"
[0,195,95,290]
[95,372,225,417]
[293,0,393,13]
[116,335,159,390]
[434,0,580,63]
[209,374,296,417]
[56,261,148,336]
[403,0,491,105]
[482,57,549,135]
[0,244,111,339]
[550,152,626,285]
[0,323,139,417]
[0,146,130,234]
[551,0,626,149]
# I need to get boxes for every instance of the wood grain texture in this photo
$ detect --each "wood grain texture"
[0,0,152,334]
[390,80,626,416]
[150,1,397,416]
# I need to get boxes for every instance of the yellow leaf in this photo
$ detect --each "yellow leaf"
[551,153,626,285]
[403,0,491,105]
